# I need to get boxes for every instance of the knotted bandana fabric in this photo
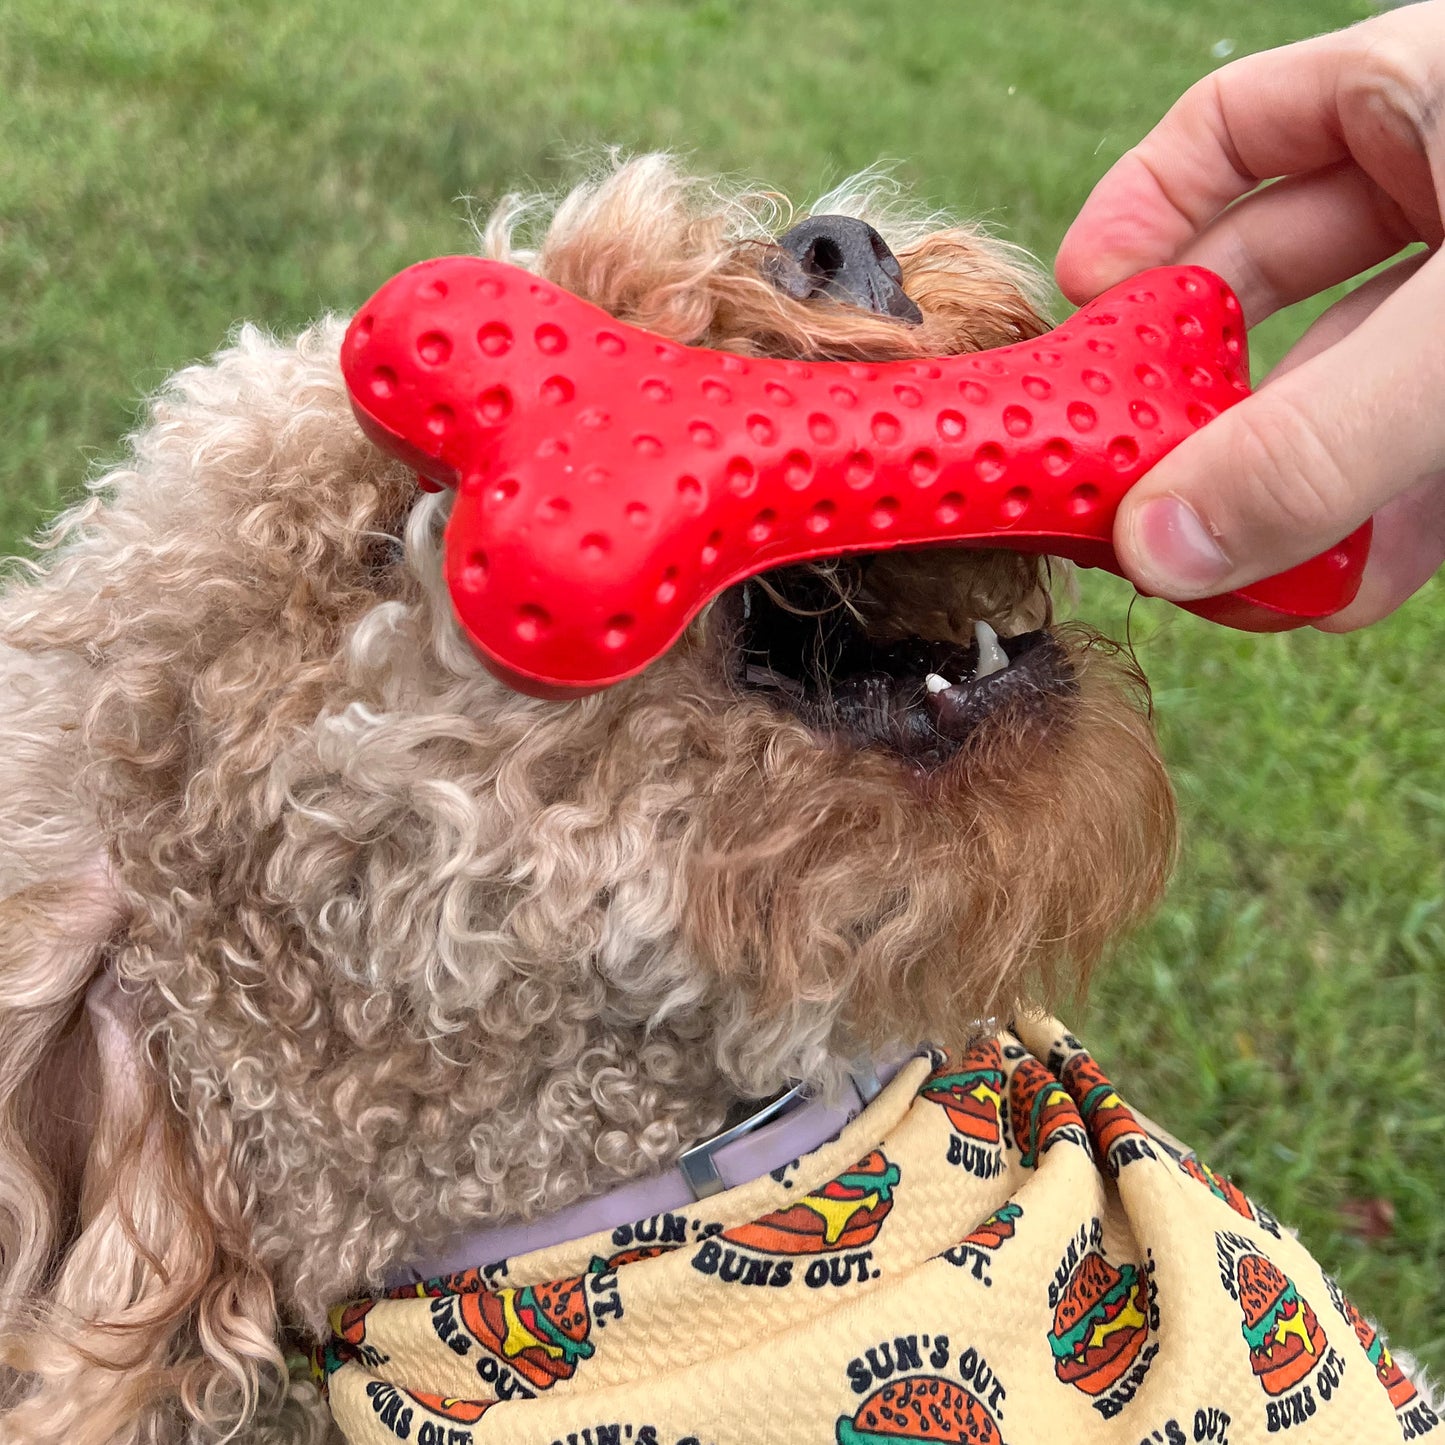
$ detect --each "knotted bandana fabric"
[315,1019,1435,1445]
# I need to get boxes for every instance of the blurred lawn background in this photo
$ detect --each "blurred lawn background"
[2,0,1440,1365]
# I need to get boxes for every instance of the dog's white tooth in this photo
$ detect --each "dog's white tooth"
[742,583,753,622]
[973,620,1009,679]
[925,673,952,695]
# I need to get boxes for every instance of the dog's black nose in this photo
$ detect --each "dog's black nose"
[770,215,923,325]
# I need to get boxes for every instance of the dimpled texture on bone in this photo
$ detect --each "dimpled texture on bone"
[342,258,1369,697]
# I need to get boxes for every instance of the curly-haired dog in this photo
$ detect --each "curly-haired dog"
[0,156,1432,1445]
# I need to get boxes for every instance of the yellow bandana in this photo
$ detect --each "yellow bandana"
[315,1019,1435,1445]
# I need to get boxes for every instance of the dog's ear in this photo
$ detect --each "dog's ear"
[0,656,291,1441]
[0,869,297,1444]
[0,317,421,1442]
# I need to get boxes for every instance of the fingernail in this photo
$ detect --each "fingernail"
[1128,496,1231,597]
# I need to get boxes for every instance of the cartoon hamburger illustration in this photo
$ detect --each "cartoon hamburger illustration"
[1009,1057,1087,1170]
[723,1149,901,1255]
[388,1264,488,1300]
[1343,1295,1418,1411]
[404,1390,495,1425]
[458,1274,595,1390]
[312,1299,378,1389]
[591,1242,677,1272]
[1179,1155,1253,1221]
[964,1202,1022,1252]
[921,1041,1006,1144]
[1047,1250,1150,1395]
[327,1298,375,1346]
[836,1376,1004,1445]
[1234,1253,1327,1396]
[1061,1053,1145,1159]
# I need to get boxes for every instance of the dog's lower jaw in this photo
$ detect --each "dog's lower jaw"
[680,629,1173,1048]
[714,548,1064,769]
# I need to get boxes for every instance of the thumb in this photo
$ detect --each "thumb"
[1114,255,1445,601]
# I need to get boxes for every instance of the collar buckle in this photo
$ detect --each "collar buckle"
[677,1059,884,1201]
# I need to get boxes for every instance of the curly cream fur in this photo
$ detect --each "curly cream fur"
[0,155,1174,1442]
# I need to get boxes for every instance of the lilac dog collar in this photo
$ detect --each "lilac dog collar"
[387,1052,914,1289]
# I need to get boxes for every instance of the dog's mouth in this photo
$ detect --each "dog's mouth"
[705,217,1074,766]
[715,553,1075,768]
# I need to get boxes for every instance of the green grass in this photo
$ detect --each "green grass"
[3,0,1440,1370]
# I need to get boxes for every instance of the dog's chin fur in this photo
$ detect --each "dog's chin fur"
[0,155,1176,1443]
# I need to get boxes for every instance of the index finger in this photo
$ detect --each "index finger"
[1056,24,1370,302]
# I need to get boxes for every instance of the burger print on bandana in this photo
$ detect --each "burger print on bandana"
[940,1203,1024,1288]
[389,1264,496,1300]
[693,1148,901,1291]
[1047,1222,1155,1418]
[723,1149,900,1254]
[330,1299,376,1347]
[1343,1295,1419,1410]
[1147,1139,1283,1238]
[836,1377,1004,1445]
[1007,1049,1089,1171]
[590,1241,679,1272]
[1326,1280,1440,1434]
[965,1203,1022,1252]
[403,1390,495,1426]
[455,1274,596,1391]
[922,1041,1006,1179]
[1059,1051,1156,1175]
[1180,1154,1254,1220]
[1235,1253,1327,1396]
[1216,1231,1350,1434]
[312,1298,384,1390]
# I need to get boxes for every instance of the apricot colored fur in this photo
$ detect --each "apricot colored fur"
[0,156,1175,1443]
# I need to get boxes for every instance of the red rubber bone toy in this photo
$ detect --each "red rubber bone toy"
[342,258,1369,697]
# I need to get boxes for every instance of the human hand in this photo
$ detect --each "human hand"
[1056,4,1445,630]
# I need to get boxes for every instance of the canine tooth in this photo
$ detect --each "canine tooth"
[973,620,1009,679]
[925,672,952,695]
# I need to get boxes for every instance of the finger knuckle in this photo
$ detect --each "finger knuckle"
[1228,394,1351,540]
[1342,28,1441,143]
